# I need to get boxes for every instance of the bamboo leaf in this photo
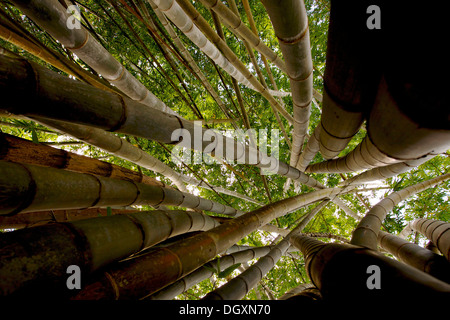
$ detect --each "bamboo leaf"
[106,206,112,216]
[31,127,39,144]
[218,263,241,278]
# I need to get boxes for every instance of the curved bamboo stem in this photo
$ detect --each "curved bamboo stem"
[10,0,177,115]
[350,173,450,250]
[377,230,450,283]
[73,187,343,299]
[0,54,323,189]
[147,246,272,300]
[411,218,450,261]
[0,209,219,296]
[0,160,243,216]
[261,0,313,170]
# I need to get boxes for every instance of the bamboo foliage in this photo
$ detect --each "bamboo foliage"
[0,160,243,216]
[261,0,313,171]
[350,173,450,250]
[377,231,450,283]
[0,209,219,296]
[10,0,177,115]
[0,54,324,189]
[72,187,346,299]
[411,218,450,261]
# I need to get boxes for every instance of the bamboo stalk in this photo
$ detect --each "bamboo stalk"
[0,160,243,216]
[0,209,219,296]
[73,187,345,299]
[0,208,138,230]
[10,0,177,115]
[261,0,313,171]
[317,0,382,159]
[278,283,315,300]
[377,230,450,283]
[290,234,450,302]
[411,218,450,261]
[147,246,272,300]
[350,173,450,250]
[296,125,321,171]
[0,132,165,188]
[0,54,324,189]
[152,0,294,124]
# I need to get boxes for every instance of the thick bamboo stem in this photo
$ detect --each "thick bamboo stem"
[0,160,243,216]
[377,231,450,283]
[0,209,219,296]
[10,0,177,115]
[411,218,450,261]
[147,246,272,300]
[350,173,450,250]
[0,54,323,189]
[261,0,313,170]
[73,187,344,299]
[290,234,450,302]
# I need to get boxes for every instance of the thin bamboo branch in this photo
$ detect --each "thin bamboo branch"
[350,173,450,250]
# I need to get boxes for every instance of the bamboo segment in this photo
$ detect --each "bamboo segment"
[377,231,450,283]
[0,210,219,296]
[0,160,243,216]
[10,0,176,115]
[411,219,450,261]
[73,187,343,299]
[290,235,450,302]
[318,0,382,159]
[0,133,165,188]
[350,173,450,250]
[153,0,294,124]
[261,0,313,170]
[147,246,272,300]
[332,197,361,221]
[296,125,321,172]
[0,54,323,189]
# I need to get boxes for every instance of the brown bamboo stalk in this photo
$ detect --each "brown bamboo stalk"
[0,208,138,230]
[261,0,313,170]
[0,132,165,188]
[411,218,450,261]
[0,54,323,189]
[290,234,450,302]
[147,246,272,300]
[10,0,177,115]
[0,160,243,216]
[0,209,219,296]
[377,230,450,283]
[72,187,343,299]
[350,173,450,250]
[317,0,382,159]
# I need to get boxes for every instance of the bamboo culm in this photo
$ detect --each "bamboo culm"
[0,54,324,190]
[411,218,450,261]
[0,160,243,216]
[350,173,450,250]
[0,209,218,296]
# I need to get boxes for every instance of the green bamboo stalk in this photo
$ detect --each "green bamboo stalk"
[377,230,450,283]
[411,218,450,261]
[72,187,344,299]
[261,0,313,171]
[350,173,450,250]
[0,209,219,296]
[290,234,450,302]
[0,54,323,189]
[0,160,243,216]
[147,246,272,300]
[10,0,177,115]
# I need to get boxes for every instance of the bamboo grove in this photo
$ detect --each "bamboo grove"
[0,0,449,304]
